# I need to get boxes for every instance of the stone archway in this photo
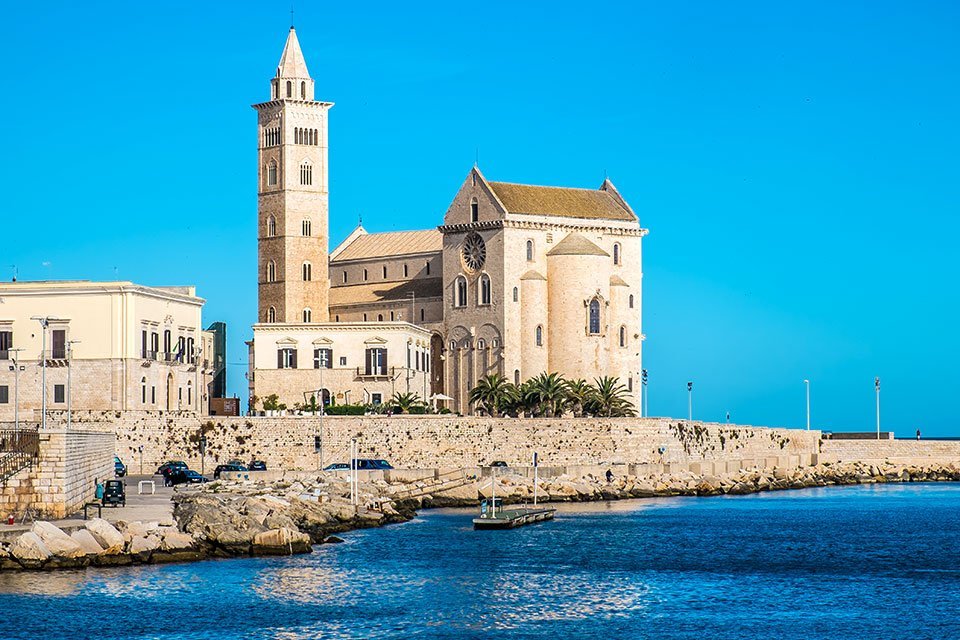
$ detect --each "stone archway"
[430,333,445,398]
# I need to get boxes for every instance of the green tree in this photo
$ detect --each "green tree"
[565,378,596,417]
[469,374,517,417]
[525,372,569,417]
[590,376,636,417]
[390,392,424,414]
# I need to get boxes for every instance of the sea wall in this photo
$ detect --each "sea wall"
[35,410,821,473]
[822,439,960,465]
[0,429,115,519]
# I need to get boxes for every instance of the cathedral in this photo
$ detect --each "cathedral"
[248,27,647,414]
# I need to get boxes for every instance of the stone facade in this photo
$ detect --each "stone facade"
[0,281,213,421]
[0,429,115,520]
[249,321,432,410]
[821,438,960,465]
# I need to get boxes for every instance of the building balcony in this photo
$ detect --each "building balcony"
[356,366,395,380]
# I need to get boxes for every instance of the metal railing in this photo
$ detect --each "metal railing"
[355,366,395,380]
[0,428,40,484]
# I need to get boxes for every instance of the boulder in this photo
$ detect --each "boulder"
[158,528,196,552]
[322,535,345,544]
[10,532,52,569]
[84,518,125,554]
[70,529,105,555]
[31,522,86,559]
[252,527,312,556]
[128,534,161,561]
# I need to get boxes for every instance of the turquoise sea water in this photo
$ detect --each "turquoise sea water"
[2,483,959,639]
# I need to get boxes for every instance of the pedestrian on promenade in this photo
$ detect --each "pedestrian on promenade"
[605,469,614,483]
[917,428,922,440]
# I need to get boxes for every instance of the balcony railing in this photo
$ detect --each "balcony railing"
[356,366,395,380]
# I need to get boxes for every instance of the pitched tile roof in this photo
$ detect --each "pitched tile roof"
[331,229,442,262]
[328,277,444,307]
[546,233,610,257]
[488,181,635,221]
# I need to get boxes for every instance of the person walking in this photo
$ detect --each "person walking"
[916,428,922,441]
[605,469,614,483]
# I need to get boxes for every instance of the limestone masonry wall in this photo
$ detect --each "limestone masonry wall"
[822,439,960,465]
[0,429,114,519]
[39,410,822,473]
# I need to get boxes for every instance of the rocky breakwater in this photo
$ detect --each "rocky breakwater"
[470,460,960,503]
[172,474,416,558]
[0,518,202,571]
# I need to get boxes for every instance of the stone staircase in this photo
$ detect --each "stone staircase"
[0,429,40,484]
[389,468,476,500]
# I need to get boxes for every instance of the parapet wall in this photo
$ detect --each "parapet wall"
[38,410,822,473]
[821,439,960,465]
[0,429,115,519]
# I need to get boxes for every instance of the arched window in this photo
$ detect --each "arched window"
[588,298,601,335]
[187,380,192,406]
[470,198,479,223]
[425,261,430,275]
[535,325,543,346]
[267,160,278,186]
[302,262,312,281]
[390,311,394,321]
[342,271,348,283]
[455,276,467,307]
[420,308,425,321]
[266,260,276,283]
[303,308,312,323]
[141,377,147,404]
[513,287,518,302]
[382,265,387,278]
[450,340,456,351]
[300,161,313,186]
[479,274,491,305]
[267,215,276,237]
[403,264,409,277]
[300,81,306,99]
[526,240,534,262]
[514,369,520,385]
[363,313,368,321]
[613,243,621,265]
[302,219,311,236]
[267,306,276,323]
[619,325,627,347]
[477,339,486,350]
[286,80,292,97]
[378,314,384,321]
[629,294,634,308]
[313,129,318,145]
[363,268,368,281]
[335,315,340,322]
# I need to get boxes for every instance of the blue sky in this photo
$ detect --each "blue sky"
[2,1,958,435]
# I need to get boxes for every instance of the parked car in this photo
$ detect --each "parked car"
[102,479,126,507]
[213,463,248,479]
[183,470,208,484]
[490,461,508,468]
[249,460,267,471]
[114,456,127,477]
[324,459,393,471]
[157,461,188,476]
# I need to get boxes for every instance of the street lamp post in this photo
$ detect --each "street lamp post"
[641,369,648,418]
[875,377,881,439]
[804,379,810,430]
[30,316,59,430]
[687,381,693,422]
[8,349,23,431]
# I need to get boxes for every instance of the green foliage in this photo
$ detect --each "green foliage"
[324,404,366,416]
[390,392,425,414]
[468,374,517,417]
[262,394,280,411]
[588,376,636,417]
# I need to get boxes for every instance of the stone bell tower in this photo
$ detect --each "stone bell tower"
[254,26,333,324]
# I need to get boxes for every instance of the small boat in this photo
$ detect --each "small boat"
[472,498,556,530]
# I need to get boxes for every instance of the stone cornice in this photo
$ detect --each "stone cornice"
[438,221,504,234]
[0,282,204,307]
[252,99,334,110]
[252,321,431,336]
[439,219,647,237]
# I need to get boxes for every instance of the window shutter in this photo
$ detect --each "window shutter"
[327,349,333,369]
[277,350,283,369]
[365,349,372,376]
[380,348,388,375]
[291,350,297,369]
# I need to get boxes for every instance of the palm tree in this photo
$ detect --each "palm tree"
[565,378,596,417]
[468,374,517,417]
[525,372,569,417]
[591,376,636,417]
[390,392,423,414]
